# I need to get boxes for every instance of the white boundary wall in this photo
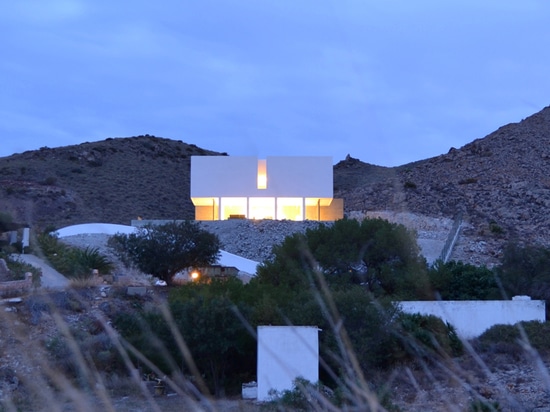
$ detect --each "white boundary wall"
[398,299,546,339]
[257,326,319,401]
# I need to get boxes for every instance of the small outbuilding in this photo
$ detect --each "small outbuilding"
[257,326,319,401]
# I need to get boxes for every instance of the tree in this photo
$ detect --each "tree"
[428,260,499,300]
[109,221,220,284]
[257,217,428,298]
[496,242,550,306]
[169,279,254,396]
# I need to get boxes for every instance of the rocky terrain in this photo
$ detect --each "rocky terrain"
[335,105,550,266]
[1,106,550,266]
[0,135,223,228]
[2,107,550,267]
[2,105,550,408]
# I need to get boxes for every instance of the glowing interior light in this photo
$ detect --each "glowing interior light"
[249,197,275,220]
[191,271,200,280]
[277,197,303,220]
[257,159,267,189]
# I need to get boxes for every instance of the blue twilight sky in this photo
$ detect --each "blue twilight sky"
[1,1,549,166]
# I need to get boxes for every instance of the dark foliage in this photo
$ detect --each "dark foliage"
[496,242,550,305]
[428,260,500,300]
[474,321,550,356]
[397,313,463,359]
[108,221,220,284]
[37,233,113,279]
[257,217,429,299]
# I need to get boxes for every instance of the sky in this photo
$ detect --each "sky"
[1,1,549,167]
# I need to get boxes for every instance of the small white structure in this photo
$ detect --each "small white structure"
[191,156,343,221]
[22,228,30,249]
[399,298,546,339]
[257,326,319,401]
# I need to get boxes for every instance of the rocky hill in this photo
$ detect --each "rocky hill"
[335,105,550,265]
[1,105,550,266]
[0,135,224,229]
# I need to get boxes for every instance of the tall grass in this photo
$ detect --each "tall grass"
[2,257,550,411]
[2,284,550,411]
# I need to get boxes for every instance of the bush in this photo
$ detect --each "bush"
[37,233,113,279]
[468,399,502,412]
[397,313,463,359]
[265,377,336,411]
[46,327,124,380]
[496,243,550,311]
[475,321,550,356]
[109,221,220,285]
[428,260,499,300]
[0,251,41,282]
[489,220,504,235]
[257,217,428,299]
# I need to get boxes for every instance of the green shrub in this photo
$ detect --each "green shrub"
[428,260,499,300]
[265,377,336,411]
[475,321,550,355]
[37,233,112,279]
[496,243,550,316]
[489,220,504,234]
[468,399,501,412]
[72,247,113,277]
[397,313,463,359]
[0,251,41,282]
[109,221,219,284]
[46,328,124,380]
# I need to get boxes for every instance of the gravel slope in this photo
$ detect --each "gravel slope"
[60,214,453,272]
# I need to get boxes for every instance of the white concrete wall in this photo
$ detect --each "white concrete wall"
[191,156,333,198]
[257,326,319,401]
[191,156,257,198]
[398,299,546,339]
[265,156,333,198]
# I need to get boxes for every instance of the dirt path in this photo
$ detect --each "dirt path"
[13,254,69,289]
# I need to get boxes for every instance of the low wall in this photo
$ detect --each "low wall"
[398,299,546,339]
[0,273,33,298]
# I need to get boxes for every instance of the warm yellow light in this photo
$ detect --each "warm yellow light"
[221,197,247,219]
[277,197,304,221]
[257,159,267,189]
[257,174,267,189]
[191,271,200,280]
[249,197,275,220]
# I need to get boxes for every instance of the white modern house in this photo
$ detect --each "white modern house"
[190,156,343,221]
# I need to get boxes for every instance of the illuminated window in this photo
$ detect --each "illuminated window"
[249,197,275,220]
[277,197,303,221]
[257,159,267,189]
[221,197,247,220]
